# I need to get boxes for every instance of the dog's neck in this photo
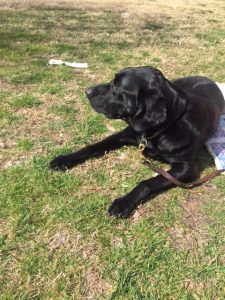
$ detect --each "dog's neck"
[166,81,189,124]
[140,121,173,145]
[140,99,188,144]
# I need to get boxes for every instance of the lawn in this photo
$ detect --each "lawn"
[0,0,225,299]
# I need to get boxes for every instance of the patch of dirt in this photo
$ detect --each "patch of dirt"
[45,227,112,299]
[85,265,112,300]
[167,185,222,251]
[181,193,208,230]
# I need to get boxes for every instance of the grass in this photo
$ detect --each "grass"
[0,0,225,298]
[11,94,42,109]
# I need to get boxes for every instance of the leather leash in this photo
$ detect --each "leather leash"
[139,142,225,189]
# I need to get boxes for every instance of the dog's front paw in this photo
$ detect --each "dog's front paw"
[108,197,136,218]
[49,155,72,171]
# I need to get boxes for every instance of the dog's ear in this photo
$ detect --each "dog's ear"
[132,87,167,132]
[132,79,187,133]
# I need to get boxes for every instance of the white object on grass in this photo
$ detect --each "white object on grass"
[48,59,88,68]
[205,83,225,173]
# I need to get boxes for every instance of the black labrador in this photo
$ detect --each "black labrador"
[49,66,224,218]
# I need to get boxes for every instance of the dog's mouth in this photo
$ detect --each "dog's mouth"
[86,95,108,116]
[85,84,131,122]
[85,85,116,118]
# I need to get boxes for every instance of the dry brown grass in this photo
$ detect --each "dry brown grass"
[0,0,222,13]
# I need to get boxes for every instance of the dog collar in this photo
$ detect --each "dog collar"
[139,122,173,149]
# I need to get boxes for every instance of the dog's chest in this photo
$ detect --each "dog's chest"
[140,135,173,162]
[142,140,163,160]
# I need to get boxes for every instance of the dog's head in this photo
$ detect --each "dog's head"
[85,66,186,133]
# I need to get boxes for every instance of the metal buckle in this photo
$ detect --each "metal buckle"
[139,138,148,147]
[139,138,148,153]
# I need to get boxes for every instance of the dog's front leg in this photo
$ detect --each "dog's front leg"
[108,161,196,218]
[49,126,136,171]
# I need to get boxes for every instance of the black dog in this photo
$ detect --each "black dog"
[49,66,224,218]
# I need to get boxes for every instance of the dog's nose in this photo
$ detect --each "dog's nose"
[85,87,93,96]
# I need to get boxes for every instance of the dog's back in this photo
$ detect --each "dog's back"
[173,76,224,114]
[172,76,224,142]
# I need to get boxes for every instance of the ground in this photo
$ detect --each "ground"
[0,0,225,299]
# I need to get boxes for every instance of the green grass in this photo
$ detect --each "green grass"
[17,139,34,151]
[11,94,42,109]
[0,1,225,299]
